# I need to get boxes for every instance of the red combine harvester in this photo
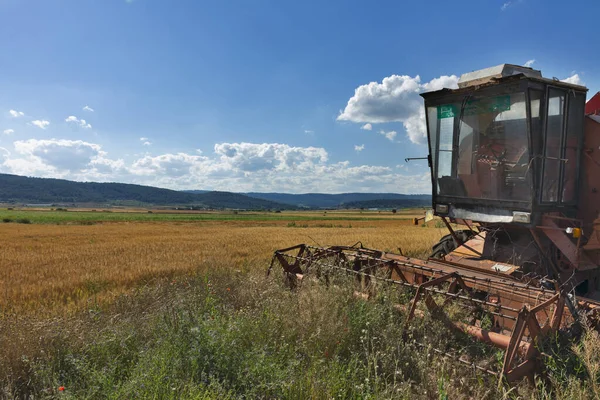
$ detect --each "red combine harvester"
[270,64,600,384]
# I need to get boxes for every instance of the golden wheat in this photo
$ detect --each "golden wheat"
[0,217,446,314]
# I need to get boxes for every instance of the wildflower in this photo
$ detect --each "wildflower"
[227,288,231,291]
[58,386,65,392]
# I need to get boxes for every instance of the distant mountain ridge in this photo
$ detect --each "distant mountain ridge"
[0,173,431,210]
[339,198,430,209]
[244,192,431,208]
[0,174,292,210]
[187,191,431,209]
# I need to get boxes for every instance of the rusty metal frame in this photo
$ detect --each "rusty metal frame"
[269,244,600,385]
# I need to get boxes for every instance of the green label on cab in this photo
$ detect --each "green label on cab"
[438,96,511,119]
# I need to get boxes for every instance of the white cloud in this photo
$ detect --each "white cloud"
[337,73,458,144]
[561,74,583,86]
[304,130,314,134]
[0,140,432,193]
[139,137,148,141]
[524,59,535,68]
[9,110,25,118]
[214,142,328,172]
[3,129,14,135]
[360,123,372,131]
[142,141,152,146]
[379,130,397,142]
[502,0,524,11]
[354,144,365,152]
[0,147,10,161]
[83,105,94,112]
[14,139,101,170]
[1,139,123,179]
[65,116,92,129]
[31,120,50,129]
[130,152,209,178]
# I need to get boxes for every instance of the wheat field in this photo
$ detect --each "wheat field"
[3,212,600,399]
[0,214,447,315]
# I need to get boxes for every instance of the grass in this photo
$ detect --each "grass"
[0,209,423,225]
[2,213,599,398]
[3,266,600,399]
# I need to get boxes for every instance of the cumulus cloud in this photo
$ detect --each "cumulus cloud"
[354,144,365,152]
[142,141,152,146]
[561,74,583,86]
[65,116,92,129]
[140,137,148,141]
[214,142,328,172]
[9,110,25,118]
[123,142,430,193]
[0,138,124,180]
[0,140,432,193]
[304,130,314,134]
[130,152,208,177]
[337,73,458,144]
[361,123,372,131]
[31,120,50,129]
[379,130,397,142]
[524,59,535,68]
[83,105,94,112]
[13,139,101,170]
[3,129,14,135]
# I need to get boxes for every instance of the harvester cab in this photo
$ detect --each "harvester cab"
[422,64,600,297]
[270,64,600,385]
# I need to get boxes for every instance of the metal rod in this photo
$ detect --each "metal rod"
[413,342,498,376]
[291,248,549,293]
[300,245,550,292]
[405,156,429,162]
[281,250,553,298]
[287,255,522,314]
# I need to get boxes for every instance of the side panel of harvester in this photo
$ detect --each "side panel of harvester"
[580,115,600,269]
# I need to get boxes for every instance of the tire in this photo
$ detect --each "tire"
[429,230,476,259]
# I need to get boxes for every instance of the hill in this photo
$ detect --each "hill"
[338,198,430,209]
[243,192,431,209]
[0,174,292,210]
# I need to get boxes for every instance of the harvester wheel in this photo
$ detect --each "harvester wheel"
[430,230,476,259]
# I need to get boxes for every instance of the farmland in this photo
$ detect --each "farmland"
[0,208,422,224]
[0,208,436,315]
[1,209,599,398]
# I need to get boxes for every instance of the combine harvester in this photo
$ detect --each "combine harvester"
[269,64,600,384]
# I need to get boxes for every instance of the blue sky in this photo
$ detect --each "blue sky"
[0,0,597,194]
